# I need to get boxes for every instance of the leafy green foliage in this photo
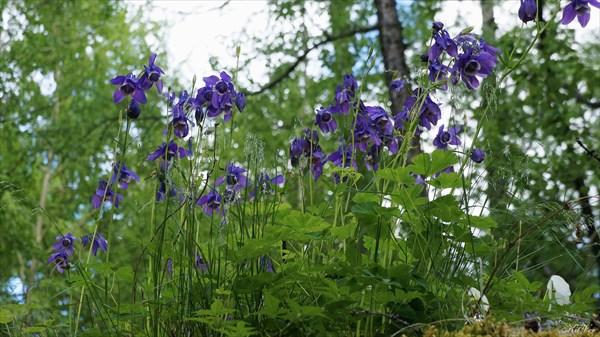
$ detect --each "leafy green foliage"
[1,0,598,336]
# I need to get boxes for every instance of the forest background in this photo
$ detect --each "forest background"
[0,0,599,335]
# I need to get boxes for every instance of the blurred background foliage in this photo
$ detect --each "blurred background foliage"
[0,0,598,328]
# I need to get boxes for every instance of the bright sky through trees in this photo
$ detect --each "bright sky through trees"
[132,0,599,87]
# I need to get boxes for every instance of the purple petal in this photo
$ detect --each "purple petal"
[220,71,232,81]
[211,93,220,109]
[129,171,140,182]
[577,13,590,27]
[175,147,185,159]
[561,4,576,25]
[248,189,257,201]
[91,195,102,209]
[110,76,125,85]
[113,89,125,104]
[149,53,157,66]
[147,146,165,161]
[132,90,147,104]
[449,137,461,145]
[156,79,163,94]
[203,75,219,86]
[270,175,285,185]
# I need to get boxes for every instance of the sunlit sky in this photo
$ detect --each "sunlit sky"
[127,0,599,87]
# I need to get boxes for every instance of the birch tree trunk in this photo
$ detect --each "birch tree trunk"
[374,0,421,161]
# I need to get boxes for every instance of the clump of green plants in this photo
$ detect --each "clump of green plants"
[3,1,599,336]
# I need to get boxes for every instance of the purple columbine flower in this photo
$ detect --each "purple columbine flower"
[405,93,442,130]
[328,141,358,184]
[170,111,192,139]
[223,186,241,204]
[470,148,486,163]
[110,73,146,104]
[352,112,382,153]
[451,48,498,90]
[259,256,275,273]
[411,173,425,185]
[156,177,180,202]
[141,53,165,93]
[432,21,444,31]
[302,128,320,147]
[91,180,124,209]
[328,142,358,170]
[561,0,600,27]
[214,162,249,191]
[48,252,70,273]
[195,253,208,272]
[235,93,246,112]
[428,59,450,89]
[434,165,454,178]
[147,141,190,171]
[167,91,196,138]
[81,232,108,256]
[52,233,77,256]
[310,147,326,181]
[195,86,213,108]
[366,106,393,135]
[196,190,225,216]
[331,74,357,115]
[127,99,141,119]
[167,258,173,277]
[390,79,405,93]
[248,173,285,200]
[201,71,239,121]
[289,137,308,167]
[365,144,382,171]
[109,162,140,189]
[394,110,409,130]
[433,125,461,150]
[315,106,337,134]
[428,22,458,61]
[519,0,537,23]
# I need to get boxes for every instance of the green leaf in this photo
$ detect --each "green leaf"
[406,152,432,176]
[376,166,414,184]
[272,210,330,242]
[330,221,355,240]
[258,291,283,317]
[114,266,134,281]
[0,308,13,324]
[85,262,115,275]
[428,172,464,189]
[235,237,280,260]
[351,202,400,218]
[22,326,46,333]
[427,195,464,222]
[462,215,497,229]
[389,184,426,211]
[352,192,379,203]
[407,150,458,177]
[430,150,459,176]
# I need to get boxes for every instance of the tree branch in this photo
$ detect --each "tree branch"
[247,24,379,96]
[575,92,600,109]
[576,137,600,164]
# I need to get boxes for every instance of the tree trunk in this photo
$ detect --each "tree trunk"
[374,0,421,161]
[28,71,61,301]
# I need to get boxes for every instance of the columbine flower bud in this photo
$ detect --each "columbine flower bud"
[127,99,141,119]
